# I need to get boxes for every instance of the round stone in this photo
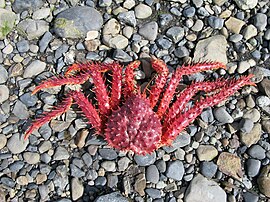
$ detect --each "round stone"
[134,4,152,19]
[0,134,7,149]
[166,160,184,181]
[146,165,159,184]
[7,133,29,154]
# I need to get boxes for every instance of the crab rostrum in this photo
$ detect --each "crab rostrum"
[25,58,254,155]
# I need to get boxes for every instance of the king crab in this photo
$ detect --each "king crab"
[24,58,254,155]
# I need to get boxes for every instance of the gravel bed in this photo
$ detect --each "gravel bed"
[0,0,270,201]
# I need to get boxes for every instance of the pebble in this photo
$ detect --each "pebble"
[7,133,29,154]
[101,161,116,172]
[23,152,40,164]
[253,13,267,31]
[184,174,226,202]
[12,100,29,119]
[0,9,17,40]
[243,192,259,202]
[208,16,224,29]
[196,145,218,161]
[166,26,185,43]
[243,109,260,122]
[99,148,118,160]
[174,46,189,58]
[54,6,103,38]
[240,123,262,147]
[138,21,158,41]
[99,0,112,7]
[0,85,9,103]
[39,31,53,53]
[246,159,261,177]
[247,145,266,160]
[239,118,254,133]
[146,165,159,184]
[256,96,270,108]
[71,178,84,200]
[242,25,258,40]
[12,0,44,13]
[23,60,46,78]
[225,17,245,34]
[183,7,196,17]
[145,188,161,199]
[95,192,129,202]
[118,157,130,171]
[134,4,152,19]
[16,39,30,53]
[134,152,156,166]
[257,165,270,197]
[166,160,184,181]
[117,11,136,27]
[214,107,234,124]
[238,60,251,74]
[200,161,218,178]
[0,65,8,84]
[53,147,69,160]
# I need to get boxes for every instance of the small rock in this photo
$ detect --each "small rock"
[32,8,51,20]
[23,152,40,164]
[242,25,258,40]
[214,107,234,124]
[134,4,152,19]
[145,188,161,199]
[117,11,136,27]
[101,161,116,172]
[246,159,261,177]
[225,17,245,34]
[238,60,251,74]
[257,165,270,197]
[138,21,158,41]
[103,18,120,36]
[256,96,270,108]
[135,173,146,196]
[12,0,44,13]
[197,145,218,161]
[12,100,29,119]
[75,129,89,148]
[7,133,29,154]
[146,165,159,184]
[118,157,130,171]
[94,192,129,202]
[0,65,8,84]
[71,178,84,200]
[0,85,9,103]
[54,6,103,38]
[166,160,184,181]
[208,16,224,29]
[194,35,227,64]
[53,147,69,160]
[253,13,267,31]
[23,60,46,78]
[134,152,156,166]
[113,49,133,62]
[239,118,254,133]
[99,148,117,160]
[240,123,261,147]
[247,145,266,160]
[184,174,226,202]
[0,8,17,40]
[243,109,260,122]
[183,7,196,17]
[0,134,7,149]
[233,0,258,10]
[16,176,29,186]
[217,152,243,180]
[39,31,53,53]
[99,0,112,7]
[200,161,218,178]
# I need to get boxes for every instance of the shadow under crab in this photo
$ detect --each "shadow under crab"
[24,58,255,155]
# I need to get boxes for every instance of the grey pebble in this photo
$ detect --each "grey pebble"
[82,153,93,167]
[53,147,69,160]
[0,85,9,103]
[9,161,24,172]
[117,11,136,27]
[256,96,270,108]
[95,176,107,186]
[166,160,184,181]
[156,37,172,49]
[12,0,44,13]
[23,60,46,78]
[243,192,259,202]
[159,14,173,26]
[70,164,85,177]
[156,160,166,173]
[12,100,29,119]
[183,7,196,18]
[214,107,234,124]
[201,107,214,123]
[0,177,15,188]
[39,31,53,53]
[146,165,159,184]
[113,49,133,62]
[200,161,218,178]
[0,65,8,84]
[139,21,158,41]
[174,46,189,58]
[20,92,38,107]
[145,188,161,199]
[239,118,254,133]
[7,133,29,154]
[99,148,117,160]
[16,40,30,53]
[248,145,266,160]
[208,16,224,29]
[246,159,261,177]
[166,26,185,43]
[134,152,156,166]
[94,192,129,202]
[253,13,267,31]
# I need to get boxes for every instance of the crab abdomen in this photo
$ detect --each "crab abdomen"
[105,95,162,155]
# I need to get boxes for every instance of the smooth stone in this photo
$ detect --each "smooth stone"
[146,165,159,184]
[247,145,266,160]
[246,159,261,177]
[134,4,152,19]
[239,118,254,133]
[53,147,69,160]
[253,13,267,31]
[0,134,7,149]
[23,60,46,78]
[242,25,258,40]
[196,145,218,161]
[103,18,120,36]
[208,16,224,29]
[185,174,226,202]
[0,85,9,103]
[225,17,245,34]
[0,8,17,40]
[99,0,112,7]
[214,107,234,124]
[54,6,103,38]
[145,188,161,199]
[101,161,116,172]
[20,92,38,107]
[256,96,270,108]
[166,160,184,181]
[134,152,156,166]
[71,178,84,200]
[12,0,44,13]
[233,0,258,10]
[138,21,158,41]
[12,100,29,119]
[99,148,117,160]
[243,192,259,202]
[17,19,49,40]
[194,35,227,64]
[240,123,261,147]
[39,31,53,53]
[16,40,30,53]
[166,26,185,43]
[7,133,29,154]
[113,49,133,62]
[94,192,129,202]
[243,109,260,122]
[238,60,251,74]
[257,165,270,197]
[200,161,218,178]
[32,8,51,20]
[0,65,8,84]
[23,152,40,164]
[117,11,136,27]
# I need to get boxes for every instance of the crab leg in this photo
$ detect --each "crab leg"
[123,61,141,98]
[24,91,101,140]
[147,58,169,108]
[161,75,255,145]
[156,61,226,117]
[163,79,228,127]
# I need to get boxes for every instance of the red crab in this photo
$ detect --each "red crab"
[24,58,254,155]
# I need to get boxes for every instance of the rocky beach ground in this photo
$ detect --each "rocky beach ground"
[0,0,270,201]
